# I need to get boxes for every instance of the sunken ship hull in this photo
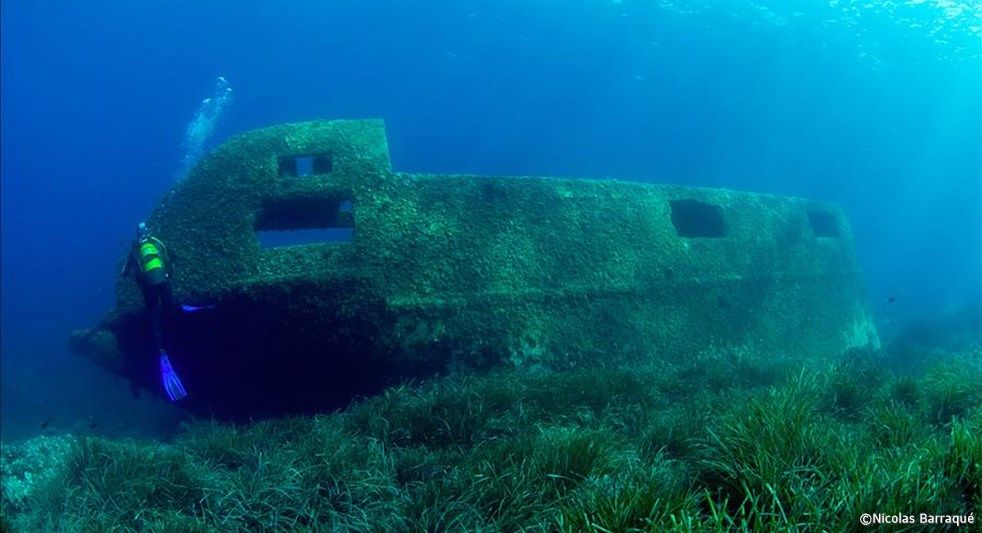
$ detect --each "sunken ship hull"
[70,119,879,418]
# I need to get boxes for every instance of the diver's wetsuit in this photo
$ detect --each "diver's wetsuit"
[142,278,177,350]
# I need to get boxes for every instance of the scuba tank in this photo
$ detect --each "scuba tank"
[138,238,168,286]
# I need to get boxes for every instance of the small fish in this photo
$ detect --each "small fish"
[40,420,50,429]
[886,296,897,304]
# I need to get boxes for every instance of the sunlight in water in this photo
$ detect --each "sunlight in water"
[636,0,979,61]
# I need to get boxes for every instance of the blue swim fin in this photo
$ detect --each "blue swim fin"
[159,351,188,402]
[180,303,216,313]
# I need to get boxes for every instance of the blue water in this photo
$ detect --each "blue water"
[1,1,979,441]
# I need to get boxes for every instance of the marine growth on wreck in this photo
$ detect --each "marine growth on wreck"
[70,119,879,418]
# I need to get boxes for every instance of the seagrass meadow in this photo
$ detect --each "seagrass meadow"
[2,307,980,531]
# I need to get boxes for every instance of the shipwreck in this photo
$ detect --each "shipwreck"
[70,119,879,418]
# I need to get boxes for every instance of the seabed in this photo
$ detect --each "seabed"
[2,334,979,531]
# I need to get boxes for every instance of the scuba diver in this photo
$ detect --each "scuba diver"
[123,222,188,402]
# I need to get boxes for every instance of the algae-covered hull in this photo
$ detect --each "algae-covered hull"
[70,119,878,418]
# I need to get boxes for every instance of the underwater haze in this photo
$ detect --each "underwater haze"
[1,1,981,530]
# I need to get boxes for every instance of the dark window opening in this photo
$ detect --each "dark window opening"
[277,153,333,178]
[807,211,840,237]
[255,196,354,248]
[670,199,726,238]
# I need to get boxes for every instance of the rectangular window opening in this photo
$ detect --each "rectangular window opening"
[257,227,353,248]
[255,196,354,248]
[277,153,333,178]
[807,211,840,237]
[670,199,726,238]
